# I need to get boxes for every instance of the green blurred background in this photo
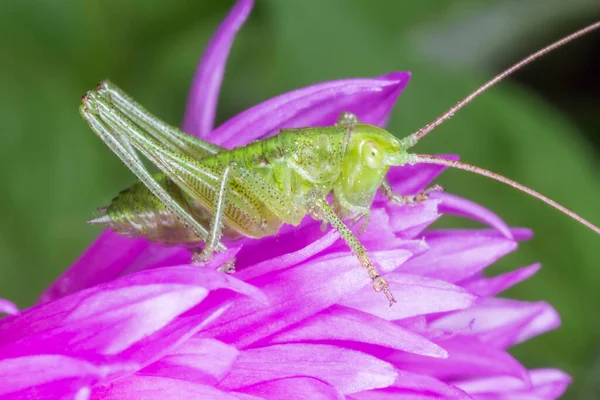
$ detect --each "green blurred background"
[0,0,598,397]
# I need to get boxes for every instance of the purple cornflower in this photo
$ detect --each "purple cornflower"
[0,0,570,398]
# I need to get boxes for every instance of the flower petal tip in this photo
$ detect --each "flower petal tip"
[0,298,19,316]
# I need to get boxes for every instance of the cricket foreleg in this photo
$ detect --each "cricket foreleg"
[191,163,235,265]
[308,191,396,306]
[336,112,359,133]
[381,179,444,206]
[332,188,371,234]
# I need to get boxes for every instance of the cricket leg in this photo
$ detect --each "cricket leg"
[191,163,235,266]
[381,179,444,206]
[95,80,224,159]
[337,112,359,147]
[332,187,371,234]
[336,111,359,133]
[81,94,225,251]
[308,191,396,306]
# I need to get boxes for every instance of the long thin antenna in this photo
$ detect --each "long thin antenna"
[412,21,600,142]
[413,154,600,235]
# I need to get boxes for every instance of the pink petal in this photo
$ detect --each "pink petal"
[461,264,541,297]
[511,228,534,241]
[233,205,427,280]
[339,273,477,321]
[265,305,447,358]
[114,301,233,379]
[0,355,135,399]
[454,368,571,399]
[218,344,397,394]
[232,394,264,400]
[400,229,520,283]
[384,198,442,239]
[120,246,240,276]
[38,230,149,304]
[0,298,18,316]
[0,267,264,360]
[91,375,238,400]
[349,370,470,400]
[211,72,410,147]
[269,207,427,259]
[389,336,530,383]
[200,250,413,348]
[237,377,345,400]
[526,369,571,399]
[437,192,513,239]
[432,298,560,349]
[235,230,340,281]
[140,338,239,385]
[183,0,254,138]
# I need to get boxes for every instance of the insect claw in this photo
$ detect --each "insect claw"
[218,258,237,274]
[385,289,397,307]
[427,184,444,195]
[320,221,329,232]
[373,276,396,306]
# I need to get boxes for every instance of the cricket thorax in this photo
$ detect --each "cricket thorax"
[200,126,349,221]
[332,124,405,215]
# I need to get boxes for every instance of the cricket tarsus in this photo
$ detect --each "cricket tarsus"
[412,21,600,142]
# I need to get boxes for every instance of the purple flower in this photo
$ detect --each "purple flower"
[0,1,570,399]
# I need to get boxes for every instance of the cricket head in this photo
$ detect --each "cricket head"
[336,124,415,208]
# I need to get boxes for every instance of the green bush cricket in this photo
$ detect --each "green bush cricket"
[80,22,600,306]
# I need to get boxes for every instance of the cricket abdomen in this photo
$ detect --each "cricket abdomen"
[99,174,242,246]
[95,170,285,246]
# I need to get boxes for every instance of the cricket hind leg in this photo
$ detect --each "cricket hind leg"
[191,163,235,266]
[308,191,396,306]
[381,179,444,206]
[95,80,224,159]
[81,98,233,268]
[81,93,225,253]
[80,95,208,245]
[91,86,304,232]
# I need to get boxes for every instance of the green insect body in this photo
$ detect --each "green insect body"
[80,23,600,306]
[82,81,418,304]
[102,123,412,244]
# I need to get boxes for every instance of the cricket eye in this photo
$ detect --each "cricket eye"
[362,141,383,169]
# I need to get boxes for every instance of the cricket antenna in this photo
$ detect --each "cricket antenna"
[413,154,600,235]
[410,21,600,143]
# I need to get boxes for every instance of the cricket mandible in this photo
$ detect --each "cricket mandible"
[80,22,600,306]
